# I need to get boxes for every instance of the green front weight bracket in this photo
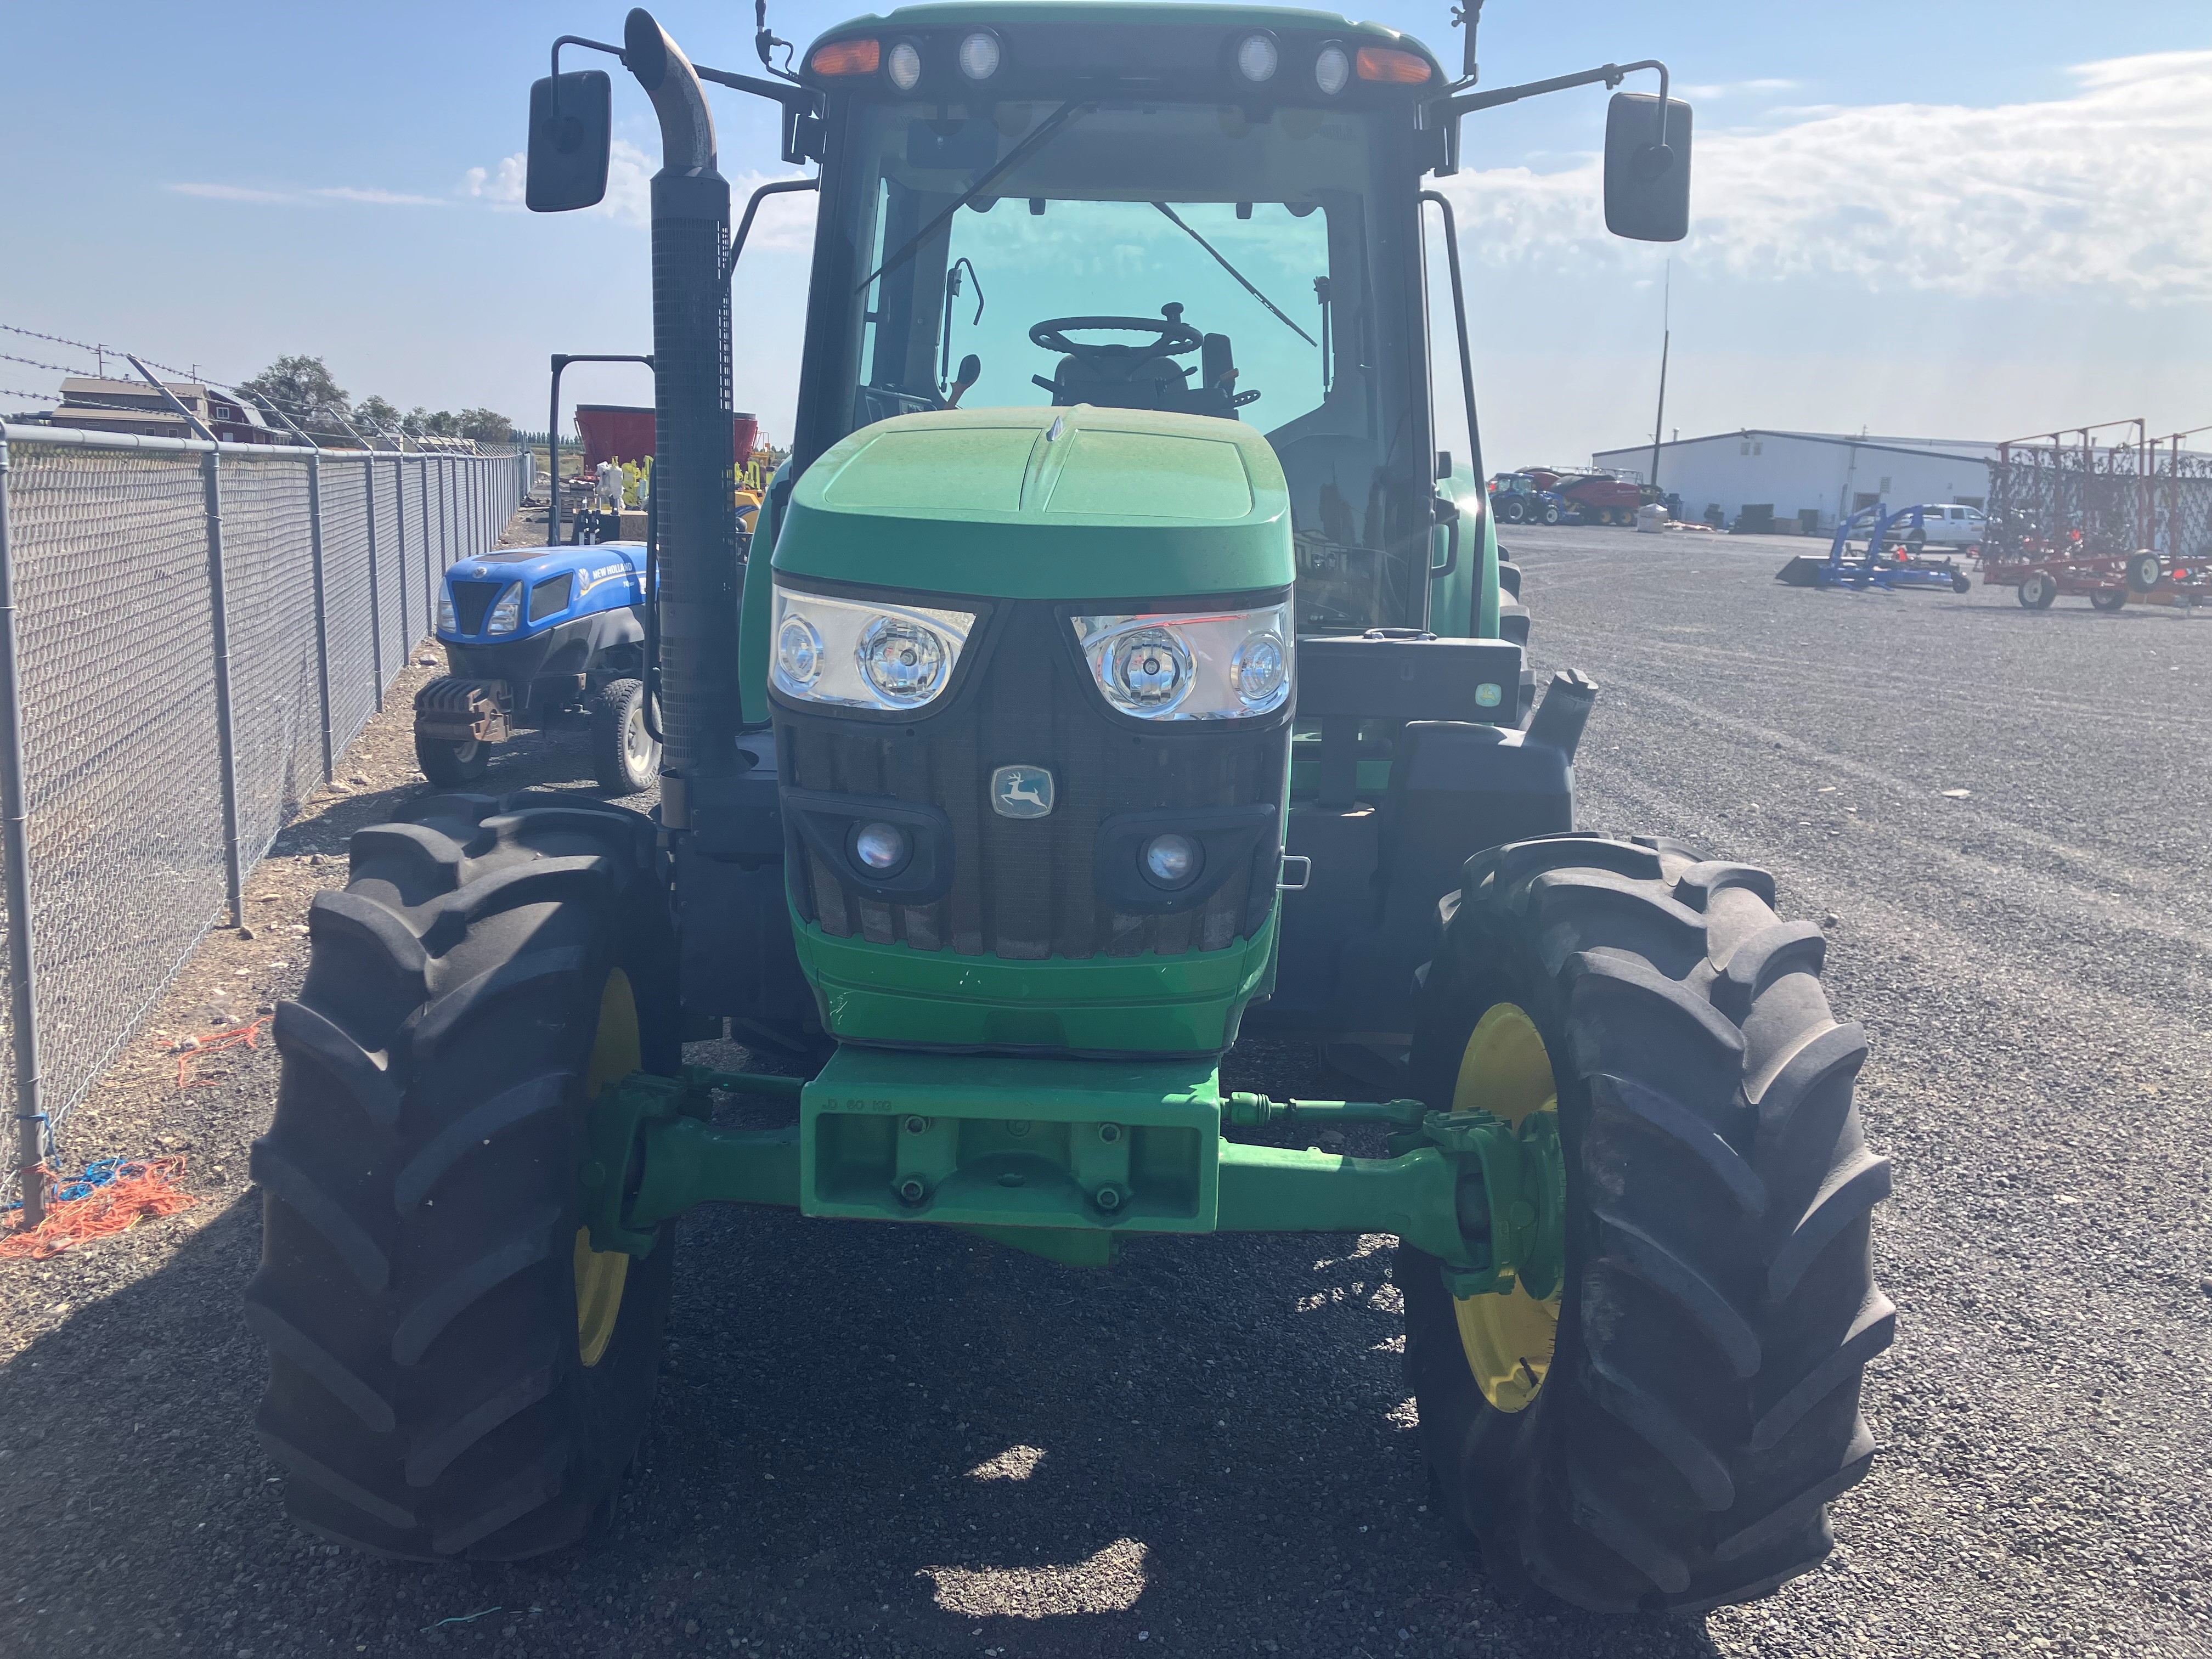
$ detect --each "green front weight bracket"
[581,1057,1561,1293]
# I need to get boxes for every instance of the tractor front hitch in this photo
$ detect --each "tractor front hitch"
[581,1058,1562,1301]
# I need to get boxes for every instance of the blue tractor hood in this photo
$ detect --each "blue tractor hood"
[439,542,648,644]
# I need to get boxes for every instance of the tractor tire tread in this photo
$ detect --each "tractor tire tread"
[1401,831,1893,1613]
[250,788,674,1561]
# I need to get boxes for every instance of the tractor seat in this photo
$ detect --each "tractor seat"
[1036,349,1193,412]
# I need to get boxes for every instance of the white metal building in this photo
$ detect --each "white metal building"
[1590,430,2001,533]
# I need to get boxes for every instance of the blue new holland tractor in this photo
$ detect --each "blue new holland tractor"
[413,540,663,793]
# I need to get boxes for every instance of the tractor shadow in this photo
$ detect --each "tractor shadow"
[0,1161,1728,1658]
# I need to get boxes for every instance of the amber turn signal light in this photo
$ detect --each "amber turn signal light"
[809,37,881,76]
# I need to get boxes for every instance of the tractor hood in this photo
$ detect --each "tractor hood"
[773,406,1292,601]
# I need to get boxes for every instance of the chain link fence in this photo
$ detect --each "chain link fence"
[0,426,530,1209]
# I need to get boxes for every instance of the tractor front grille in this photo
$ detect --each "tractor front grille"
[448,579,501,635]
[777,599,1288,961]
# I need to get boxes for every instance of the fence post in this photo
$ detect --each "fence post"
[307,452,335,783]
[393,456,411,651]
[419,458,432,642]
[364,457,384,711]
[203,449,246,928]
[0,438,47,1226]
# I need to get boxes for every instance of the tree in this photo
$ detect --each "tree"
[239,354,350,428]
[353,394,402,434]
[456,407,515,443]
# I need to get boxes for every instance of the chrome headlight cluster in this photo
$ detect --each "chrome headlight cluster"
[1070,603,1292,720]
[772,585,976,712]
[485,583,522,637]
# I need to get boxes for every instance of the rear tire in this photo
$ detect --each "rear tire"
[2018,572,2059,609]
[1951,573,1972,595]
[415,734,488,789]
[1498,599,1531,650]
[2090,588,2128,613]
[247,791,679,1560]
[1401,833,1893,1613]
[1501,498,1527,525]
[590,678,659,795]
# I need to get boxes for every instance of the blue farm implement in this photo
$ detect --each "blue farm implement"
[413,540,663,793]
[1776,504,1974,594]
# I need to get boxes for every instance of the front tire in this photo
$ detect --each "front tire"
[247,791,679,1560]
[2090,587,2128,613]
[590,678,660,795]
[415,733,488,789]
[1401,834,1893,1613]
[2018,572,2059,609]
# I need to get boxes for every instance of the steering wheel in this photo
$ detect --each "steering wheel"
[1029,315,1205,363]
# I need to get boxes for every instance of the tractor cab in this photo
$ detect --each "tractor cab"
[787,14,1462,642]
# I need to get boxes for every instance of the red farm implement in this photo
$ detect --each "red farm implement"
[1982,420,2212,614]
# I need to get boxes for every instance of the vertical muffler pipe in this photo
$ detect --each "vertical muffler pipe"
[625,7,735,828]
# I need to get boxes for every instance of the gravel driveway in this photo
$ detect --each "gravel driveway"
[2,525,2207,1658]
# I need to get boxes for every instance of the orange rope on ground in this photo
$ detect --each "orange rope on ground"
[0,1157,199,1261]
[176,1017,266,1088]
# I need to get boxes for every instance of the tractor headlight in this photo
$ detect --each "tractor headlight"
[436,587,458,635]
[485,582,522,637]
[771,585,974,713]
[1070,602,1293,720]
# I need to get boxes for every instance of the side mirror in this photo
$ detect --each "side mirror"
[1603,92,1692,242]
[526,70,612,213]
[945,353,982,409]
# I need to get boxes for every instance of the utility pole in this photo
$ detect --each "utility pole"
[1647,259,1670,496]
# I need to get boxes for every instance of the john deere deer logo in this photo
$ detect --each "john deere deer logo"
[991,765,1055,819]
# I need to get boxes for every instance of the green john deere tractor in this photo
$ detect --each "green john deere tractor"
[245,1,1893,1615]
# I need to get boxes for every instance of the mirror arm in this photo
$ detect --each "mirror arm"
[1419,190,1483,488]
[551,35,628,114]
[695,62,823,117]
[720,176,820,294]
[1441,58,1669,144]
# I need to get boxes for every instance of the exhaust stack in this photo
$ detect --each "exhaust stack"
[624,7,737,826]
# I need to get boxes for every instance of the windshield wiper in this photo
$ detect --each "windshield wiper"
[856,100,1091,293]
[1150,201,1317,347]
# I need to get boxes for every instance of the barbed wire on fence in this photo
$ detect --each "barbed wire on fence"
[0,426,532,1212]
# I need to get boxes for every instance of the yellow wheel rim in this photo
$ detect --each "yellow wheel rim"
[1448,1003,1563,1414]
[574,968,639,1368]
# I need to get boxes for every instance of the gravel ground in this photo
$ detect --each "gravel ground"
[2,523,2207,1659]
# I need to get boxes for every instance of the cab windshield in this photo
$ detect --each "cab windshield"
[800,97,1435,633]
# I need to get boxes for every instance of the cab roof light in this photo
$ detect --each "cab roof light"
[809,37,880,76]
[958,29,1002,81]
[1356,46,1432,84]
[1234,31,1279,83]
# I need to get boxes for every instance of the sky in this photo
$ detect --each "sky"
[3,1,2209,467]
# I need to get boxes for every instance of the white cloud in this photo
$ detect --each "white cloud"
[165,182,445,207]
[464,139,653,225]
[165,183,297,204]
[313,186,446,207]
[1438,49,2212,301]
[1677,77,1800,99]
[462,146,817,250]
